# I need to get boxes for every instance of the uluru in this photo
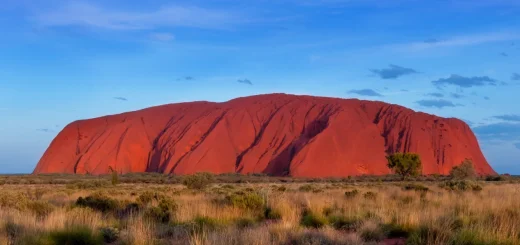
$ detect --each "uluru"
[33,93,495,177]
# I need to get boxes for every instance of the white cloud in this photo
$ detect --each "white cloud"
[150,32,175,42]
[395,31,520,52]
[35,1,241,30]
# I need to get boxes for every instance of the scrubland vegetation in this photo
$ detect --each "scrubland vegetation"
[0,170,519,245]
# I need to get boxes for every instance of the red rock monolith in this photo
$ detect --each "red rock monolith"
[33,94,495,177]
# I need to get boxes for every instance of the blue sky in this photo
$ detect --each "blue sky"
[1,0,519,174]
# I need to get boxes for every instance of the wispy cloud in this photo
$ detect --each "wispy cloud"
[150,32,175,41]
[426,92,444,98]
[348,89,383,97]
[515,142,520,150]
[369,64,418,79]
[114,97,128,101]
[416,99,457,108]
[450,93,464,99]
[493,114,520,122]
[237,79,253,85]
[432,75,498,88]
[37,128,54,133]
[512,73,520,81]
[473,122,520,141]
[396,31,520,51]
[423,38,440,44]
[176,76,194,81]
[35,2,241,30]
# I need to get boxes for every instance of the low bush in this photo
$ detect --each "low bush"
[136,191,162,206]
[450,159,476,180]
[48,226,103,245]
[75,194,120,213]
[99,227,119,243]
[440,180,483,192]
[264,206,282,220]
[27,200,55,218]
[235,217,257,229]
[363,191,378,200]
[182,172,214,190]
[285,231,349,245]
[0,192,29,210]
[192,216,226,232]
[299,184,314,192]
[344,189,359,198]
[66,180,109,190]
[406,225,450,245]
[144,197,177,223]
[360,222,385,242]
[381,223,412,238]
[403,183,429,192]
[226,192,265,211]
[300,210,328,228]
[328,215,363,231]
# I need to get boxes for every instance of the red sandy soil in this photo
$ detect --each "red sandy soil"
[33,93,495,176]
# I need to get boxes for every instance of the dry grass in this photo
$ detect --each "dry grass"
[0,181,519,244]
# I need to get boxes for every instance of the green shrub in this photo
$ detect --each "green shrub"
[381,223,412,238]
[450,159,476,180]
[221,184,235,189]
[144,197,177,223]
[264,207,282,220]
[363,191,378,200]
[485,175,503,181]
[136,191,160,206]
[227,192,264,211]
[192,216,225,232]
[4,220,24,241]
[406,225,449,245]
[299,184,314,192]
[66,180,109,190]
[300,210,328,228]
[48,226,103,245]
[285,231,344,245]
[99,227,119,243]
[0,192,29,210]
[440,180,483,192]
[27,200,55,218]
[386,153,422,180]
[182,172,214,190]
[360,224,385,242]
[235,217,257,229]
[328,215,363,231]
[399,196,415,205]
[344,189,359,198]
[403,183,429,192]
[75,194,120,213]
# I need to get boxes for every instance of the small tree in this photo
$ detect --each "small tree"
[450,159,476,180]
[386,153,422,180]
[109,166,119,186]
[182,172,214,190]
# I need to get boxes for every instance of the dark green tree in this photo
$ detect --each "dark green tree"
[386,153,422,180]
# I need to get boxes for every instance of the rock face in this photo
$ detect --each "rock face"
[33,94,495,177]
